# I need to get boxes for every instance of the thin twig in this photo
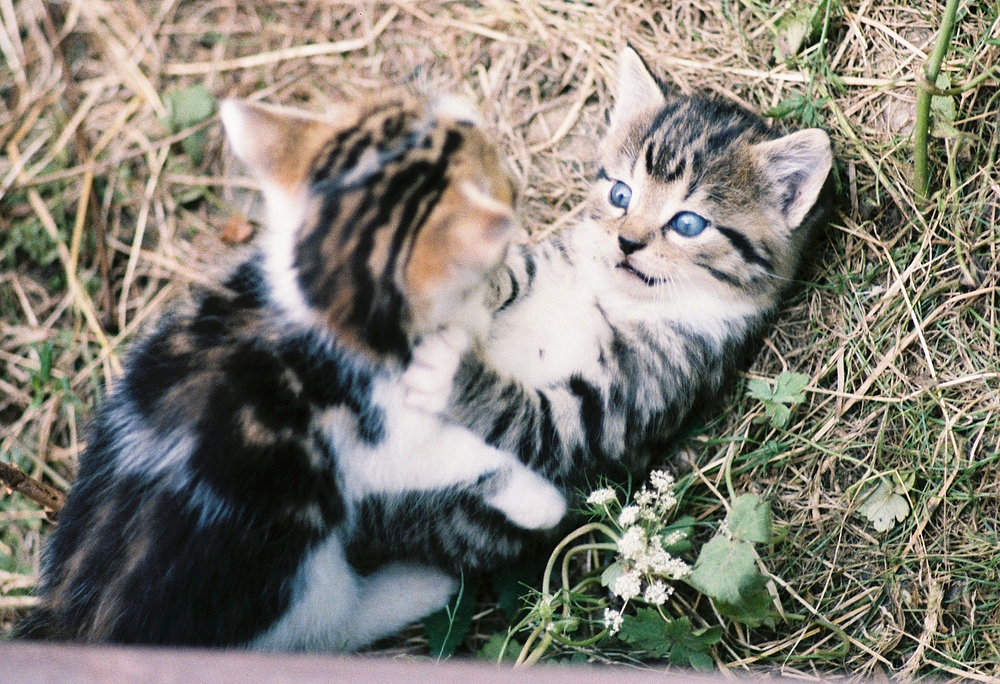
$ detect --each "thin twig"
[0,461,66,511]
[162,8,399,75]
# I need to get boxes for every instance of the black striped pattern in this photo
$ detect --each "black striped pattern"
[22,257,361,645]
[408,74,833,575]
[294,102,468,358]
[715,225,774,272]
[22,98,521,647]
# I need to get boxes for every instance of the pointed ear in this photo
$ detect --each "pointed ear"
[219,99,357,193]
[458,181,518,255]
[752,128,832,227]
[608,46,666,136]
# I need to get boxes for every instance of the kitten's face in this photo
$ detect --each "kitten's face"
[222,95,517,358]
[589,48,832,309]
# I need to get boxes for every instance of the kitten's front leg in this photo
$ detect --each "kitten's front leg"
[402,326,567,531]
[403,326,471,414]
[479,463,567,530]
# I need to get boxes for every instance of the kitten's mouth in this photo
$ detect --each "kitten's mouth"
[617,261,664,287]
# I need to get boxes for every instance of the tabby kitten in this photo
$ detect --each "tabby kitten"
[350,46,833,571]
[20,94,566,650]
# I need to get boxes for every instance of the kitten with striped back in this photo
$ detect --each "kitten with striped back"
[20,93,567,650]
[351,46,833,571]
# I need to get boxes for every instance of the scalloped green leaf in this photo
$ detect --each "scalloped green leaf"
[687,536,776,627]
[856,473,912,532]
[164,84,215,166]
[477,632,521,663]
[617,610,721,670]
[748,371,810,428]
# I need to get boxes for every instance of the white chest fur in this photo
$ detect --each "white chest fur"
[485,254,609,387]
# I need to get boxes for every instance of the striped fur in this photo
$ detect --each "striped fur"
[19,94,567,650]
[354,47,834,571]
[451,48,833,491]
[452,48,833,489]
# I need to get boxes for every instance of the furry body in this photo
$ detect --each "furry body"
[456,49,834,490]
[20,94,565,649]
[21,48,833,648]
[352,48,833,571]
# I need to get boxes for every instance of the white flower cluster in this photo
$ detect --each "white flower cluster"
[587,487,618,506]
[617,505,640,526]
[590,469,691,635]
[603,608,624,634]
[638,470,679,515]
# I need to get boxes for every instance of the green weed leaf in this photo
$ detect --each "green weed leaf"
[30,340,55,406]
[618,608,671,656]
[661,516,696,554]
[714,572,775,628]
[773,0,832,61]
[164,84,215,166]
[855,472,913,532]
[765,93,828,127]
[662,617,722,671]
[687,536,775,628]
[688,535,755,606]
[726,494,773,544]
[491,556,543,621]
[477,632,521,662]
[930,74,960,139]
[166,84,215,132]
[774,10,813,61]
[618,610,721,670]
[600,559,627,589]
[748,371,810,428]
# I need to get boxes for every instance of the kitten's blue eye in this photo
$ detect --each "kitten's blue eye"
[670,211,708,237]
[609,181,632,209]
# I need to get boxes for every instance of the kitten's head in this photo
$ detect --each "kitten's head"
[588,47,832,317]
[221,94,517,360]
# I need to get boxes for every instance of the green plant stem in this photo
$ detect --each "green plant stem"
[723,447,737,501]
[922,67,998,96]
[513,523,618,666]
[520,619,610,664]
[515,626,546,666]
[540,522,618,596]
[945,137,978,286]
[550,627,610,648]
[914,0,962,201]
[560,543,617,597]
[519,632,554,666]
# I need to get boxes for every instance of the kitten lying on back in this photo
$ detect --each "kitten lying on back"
[350,46,834,573]
[19,93,565,650]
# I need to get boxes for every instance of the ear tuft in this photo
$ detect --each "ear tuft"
[460,182,518,244]
[753,128,833,228]
[607,46,667,137]
[220,99,354,193]
[432,94,482,127]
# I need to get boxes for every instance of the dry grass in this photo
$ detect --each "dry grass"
[1,0,998,680]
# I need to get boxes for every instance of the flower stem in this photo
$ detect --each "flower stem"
[541,522,618,596]
[514,625,545,666]
[561,542,617,596]
[519,633,554,667]
[913,0,962,201]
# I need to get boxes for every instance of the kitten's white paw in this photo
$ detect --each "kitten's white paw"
[364,563,459,618]
[403,326,471,413]
[485,468,567,530]
[342,563,458,650]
